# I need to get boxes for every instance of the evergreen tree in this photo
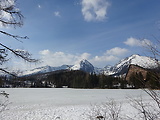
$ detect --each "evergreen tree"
[146,71,160,89]
[129,72,145,88]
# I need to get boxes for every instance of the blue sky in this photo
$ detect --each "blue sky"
[2,0,160,70]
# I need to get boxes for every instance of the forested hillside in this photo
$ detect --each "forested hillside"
[1,69,158,89]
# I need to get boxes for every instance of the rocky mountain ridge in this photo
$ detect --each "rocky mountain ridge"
[103,54,158,76]
[21,54,159,76]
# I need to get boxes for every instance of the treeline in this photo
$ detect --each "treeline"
[129,71,160,89]
[26,70,127,89]
[46,70,125,88]
[0,70,127,88]
[0,70,159,89]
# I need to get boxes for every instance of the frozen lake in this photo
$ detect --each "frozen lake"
[0,88,155,120]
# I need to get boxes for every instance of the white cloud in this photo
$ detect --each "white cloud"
[39,49,121,68]
[10,47,130,70]
[38,48,129,68]
[91,55,119,67]
[90,47,129,67]
[106,47,129,56]
[124,37,152,47]
[39,49,50,55]
[38,4,42,9]
[54,11,61,17]
[93,55,117,62]
[39,50,90,66]
[81,0,110,22]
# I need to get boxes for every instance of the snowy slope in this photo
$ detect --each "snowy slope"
[116,54,158,69]
[22,59,95,76]
[22,65,72,76]
[20,54,159,76]
[71,59,95,73]
[104,54,159,75]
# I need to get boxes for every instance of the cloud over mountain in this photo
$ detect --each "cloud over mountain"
[39,50,91,67]
[38,47,129,68]
[106,47,129,56]
[90,47,129,67]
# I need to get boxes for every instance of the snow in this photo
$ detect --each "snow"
[71,59,94,73]
[23,59,94,76]
[22,65,71,76]
[116,54,158,69]
[71,64,80,70]
[20,54,159,76]
[102,54,159,75]
[0,88,156,120]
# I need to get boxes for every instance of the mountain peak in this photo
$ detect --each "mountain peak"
[20,54,159,77]
[80,59,91,65]
[21,65,71,76]
[81,59,87,62]
[131,54,140,57]
[104,54,159,76]
[71,59,95,73]
[128,54,158,68]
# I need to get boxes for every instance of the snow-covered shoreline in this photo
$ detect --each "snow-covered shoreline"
[0,88,155,120]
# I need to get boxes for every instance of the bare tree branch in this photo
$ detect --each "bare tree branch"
[0,0,24,27]
[0,42,38,63]
[0,30,28,41]
[0,68,16,76]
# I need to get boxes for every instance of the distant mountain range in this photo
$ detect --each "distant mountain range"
[21,59,95,76]
[20,54,159,77]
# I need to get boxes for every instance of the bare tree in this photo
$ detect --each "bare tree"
[0,91,9,113]
[87,99,122,120]
[0,0,38,75]
[142,35,160,101]
[0,0,38,115]
[127,36,160,120]
[128,95,160,120]
[144,36,160,61]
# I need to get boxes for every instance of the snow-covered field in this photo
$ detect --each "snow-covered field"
[0,88,156,120]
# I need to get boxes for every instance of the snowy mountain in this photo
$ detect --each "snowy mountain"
[22,59,95,76]
[21,65,72,76]
[103,54,159,76]
[20,54,159,76]
[70,59,95,73]
[103,65,114,75]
